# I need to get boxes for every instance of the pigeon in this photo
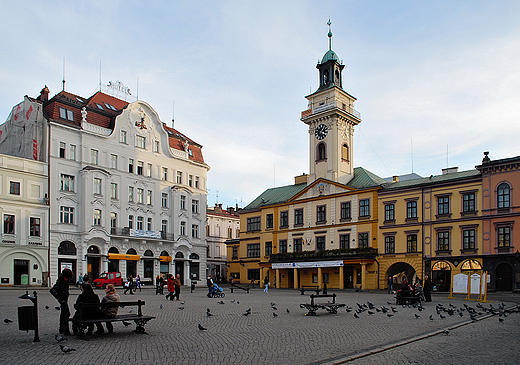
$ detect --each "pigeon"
[429,315,434,321]
[286,309,290,313]
[129,308,133,313]
[122,321,131,327]
[415,314,420,319]
[180,301,185,305]
[55,306,60,310]
[499,318,504,323]
[178,307,185,310]
[439,314,446,319]
[230,300,235,303]
[387,314,394,317]
[59,344,76,353]
[346,308,352,313]
[55,334,66,342]
[207,308,211,313]
[198,324,207,331]
[270,302,276,307]
[246,308,251,313]
[443,329,450,335]
[217,301,225,305]
[45,305,50,309]
[160,305,163,310]
[4,318,13,324]
[368,311,375,315]
[243,312,251,316]
[354,312,359,319]
[237,301,240,304]
[206,312,213,317]
[271,307,277,311]
[273,312,278,317]
[391,308,398,313]
[387,301,392,305]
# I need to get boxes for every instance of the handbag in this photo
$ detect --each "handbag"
[49,282,59,301]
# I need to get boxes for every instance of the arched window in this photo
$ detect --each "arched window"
[317,142,326,161]
[190,253,199,260]
[432,261,451,271]
[87,246,100,254]
[58,241,76,255]
[342,144,349,161]
[108,247,119,254]
[126,248,137,255]
[461,259,482,271]
[143,250,154,257]
[497,183,510,208]
[175,252,184,259]
[160,250,169,257]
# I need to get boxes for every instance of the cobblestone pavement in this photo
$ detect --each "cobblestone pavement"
[1,286,519,365]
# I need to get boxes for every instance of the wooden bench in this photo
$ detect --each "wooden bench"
[71,300,155,337]
[395,293,422,305]
[299,285,321,295]
[229,283,250,294]
[300,293,345,316]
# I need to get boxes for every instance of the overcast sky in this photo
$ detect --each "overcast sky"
[1,1,519,208]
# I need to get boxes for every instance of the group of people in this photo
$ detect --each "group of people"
[389,275,432,302]
[165,273,182,301]
[123,274,142,295]
[56,268,120,336]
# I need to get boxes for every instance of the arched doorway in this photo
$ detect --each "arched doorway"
[175,252,184,284]
[160,250,170,276]
[57,241,77,278]
[87,245,101,280]
[126,248,138,278]
[386,262,417,290]
[108,247,119,272]
[495,263,513,291]
[432,261,452,292]
[143,250,154,281]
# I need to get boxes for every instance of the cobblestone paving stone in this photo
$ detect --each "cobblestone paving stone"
[1,287,519,365]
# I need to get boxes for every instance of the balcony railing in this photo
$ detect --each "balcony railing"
[110,227,175,241]
[270,247,378,263]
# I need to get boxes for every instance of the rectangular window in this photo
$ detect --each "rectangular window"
[195,176,199,188]
[162,193,168,208]
[232,246,238,259]
[359,199,370,217]
[9,181,20,195]
[316,205,326,223]
[91,149,98,165]
[137,216,144,230]
[162,167,168,181]
[340,202,351,220]
[111,183,118,199]
[60,174,74,192]
[463,229,476,249]
[137,161,144,175]
[192,199,199,214]
[146,190,152,205]
[147,217,152,231]
[60,207,74,224]
[463,193,476,213]
[59,142,66,158]
[188,175,193,187]
[266,214,273,229]
[128,186,134,202]
[192,224,199,238]
[358,233,369,248]
[384,204,395,222]
[3,214,15,234]
[316,236,326,251]
[110,212,117,228]
[69,144,76,161]
[247,217,261,232]
[180,221,186,235]
[128,158,134,173]
[265,242,272,256]
[137,188,144,204]
[147,163,152,177]
[30,217,40,236]
[180,195,186,210]
[385,236,395,254]
[498,227,511,247]
[128,215,134,229]
[120,130,127,144]
[340,234,349,249]
[438,196,450,215]
[93,209,102,225]
[154,140,160,153]
[280,211,288,227]
[407,234,418,253]
[94,178,102,195]
[136,135,146,148]
[407,201,418,219]
[161,220,167,233]
[228,227,233,239]
[294,209,304,226]
[59,107,74,121]
[247,244,260,258]
[176,171,182,184]
[438,231,450,251]
[110,154,118,169]
[279,239,287,253]
[293,238,303,252]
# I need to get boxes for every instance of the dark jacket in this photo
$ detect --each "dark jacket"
[57,276,70,303]
[74,292,101,319]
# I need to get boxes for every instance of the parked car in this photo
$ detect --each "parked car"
[92,272,123,288]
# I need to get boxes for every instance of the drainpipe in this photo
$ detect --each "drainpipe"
[46,120,51,287]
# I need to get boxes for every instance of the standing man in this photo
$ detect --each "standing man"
[57,268,73,335]
[423,275,432,302]
[174,274,182,301]
[387,276,393,294]
[207,275,214,297]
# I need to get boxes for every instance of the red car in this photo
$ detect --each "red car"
[92,272,123,288]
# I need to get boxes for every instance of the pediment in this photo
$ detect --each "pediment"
[290,178,354,201]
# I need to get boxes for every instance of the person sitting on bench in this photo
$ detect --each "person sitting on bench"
[73,283,104,335]
[100,284,120,334]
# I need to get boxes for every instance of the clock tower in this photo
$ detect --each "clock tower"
[301,20,361,185]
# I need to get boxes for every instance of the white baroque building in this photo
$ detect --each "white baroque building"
[0,86,209,286]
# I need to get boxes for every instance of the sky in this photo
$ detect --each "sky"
[1,1,520,209]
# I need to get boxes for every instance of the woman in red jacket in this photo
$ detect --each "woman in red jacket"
[166,274,175,301]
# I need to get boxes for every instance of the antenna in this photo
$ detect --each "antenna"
[216,190,219,204]
[62,57,66,91]
[136,77,139,101]
[273,163,276,188]
[446,144,449,167]
[99,61,102,92]
[172,101,175,128]
[411,139,414,173]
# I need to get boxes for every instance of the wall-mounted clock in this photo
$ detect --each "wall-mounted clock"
[315,124,328,140]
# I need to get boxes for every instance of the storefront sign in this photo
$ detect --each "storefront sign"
[129,229,160,239]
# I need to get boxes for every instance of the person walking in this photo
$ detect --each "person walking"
[135,275,141,292]
[263,276,269,293]
[387,276,393,294]
[124,275,134,295]
[207,275,214,297]
[73,283,103,335]
[57,268,73,335]
[423,275,432,302]
[166,274,175,301]
[174,274,181,301]
[100,284,120,334]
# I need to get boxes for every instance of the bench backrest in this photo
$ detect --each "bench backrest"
[74,300,145,317]
[310,293,336,305]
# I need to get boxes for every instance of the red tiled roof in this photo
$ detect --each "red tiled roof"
[163,125,205,164]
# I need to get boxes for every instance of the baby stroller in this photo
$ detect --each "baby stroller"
[208,284,225,298]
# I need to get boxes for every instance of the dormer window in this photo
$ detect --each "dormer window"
[59,107,74,121]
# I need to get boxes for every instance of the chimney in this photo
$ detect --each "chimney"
[227,207,235,215]
[38,85,49,102]
[392,175,399,183]
[294,173,309,185]
[442,167,459,175]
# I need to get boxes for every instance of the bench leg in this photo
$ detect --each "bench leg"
[133,319,151,334]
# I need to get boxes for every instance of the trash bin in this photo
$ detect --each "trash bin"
[18,306,36,331]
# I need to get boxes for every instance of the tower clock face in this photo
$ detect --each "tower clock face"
[315,124,328,140]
